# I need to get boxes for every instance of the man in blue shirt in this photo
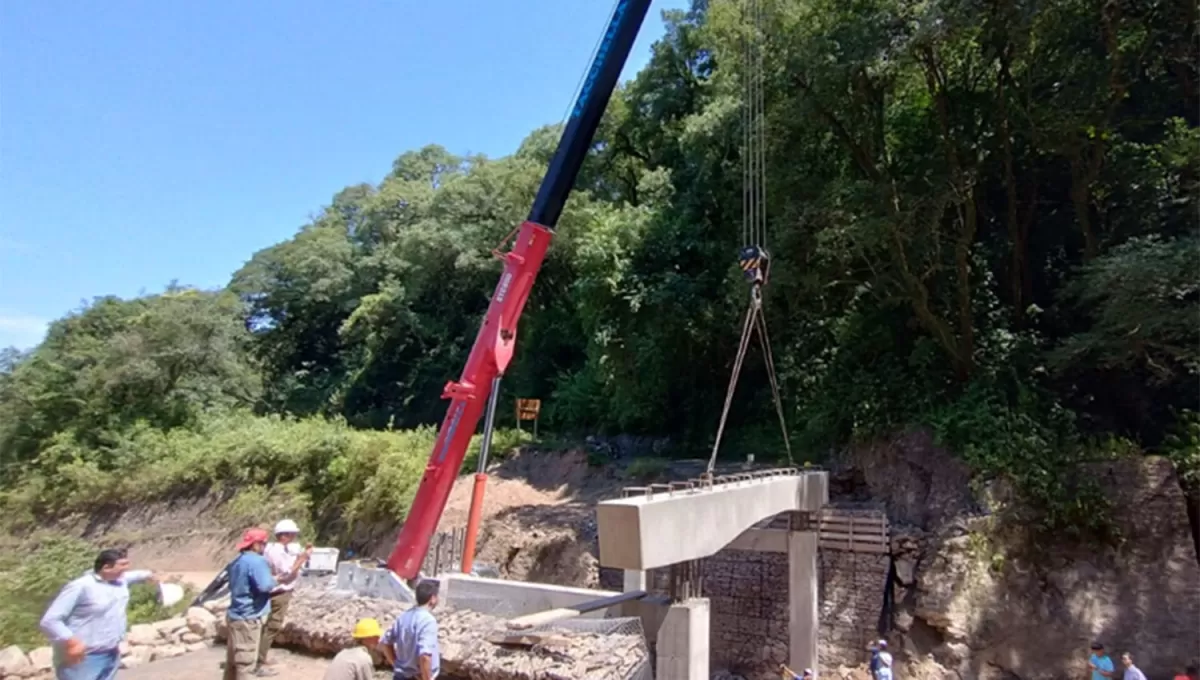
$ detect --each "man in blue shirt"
[224,528,278,680]
[380,580,440,680]
[1089,642,1115,680]
[40,548,158,680]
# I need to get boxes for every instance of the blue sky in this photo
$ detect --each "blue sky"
[0,0,686,350]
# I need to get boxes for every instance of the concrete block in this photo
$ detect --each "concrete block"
[335,562,415,603]
[656,598,710,680]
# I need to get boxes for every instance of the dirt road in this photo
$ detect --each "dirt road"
[119,647,392,680]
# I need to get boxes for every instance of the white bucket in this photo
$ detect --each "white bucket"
[158,582,185,608]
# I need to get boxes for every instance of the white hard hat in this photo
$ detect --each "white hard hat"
[274,519,301,535]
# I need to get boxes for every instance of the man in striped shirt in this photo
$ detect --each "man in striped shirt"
[40,548,158,680]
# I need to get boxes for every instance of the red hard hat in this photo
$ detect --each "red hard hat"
[236,528,269,551]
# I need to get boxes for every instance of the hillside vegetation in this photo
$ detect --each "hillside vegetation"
[1,0,1197,547]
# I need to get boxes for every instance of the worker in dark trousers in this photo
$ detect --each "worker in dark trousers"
[379,581,441,680]
[224,529,277,680]
[256,519,311,673]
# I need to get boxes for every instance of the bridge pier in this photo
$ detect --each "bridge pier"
[656,598,710,680]
[789,524,819,676]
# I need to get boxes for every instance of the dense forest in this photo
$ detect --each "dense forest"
[1,0,1196,539]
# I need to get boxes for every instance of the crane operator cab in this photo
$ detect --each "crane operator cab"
[739,245,771,287]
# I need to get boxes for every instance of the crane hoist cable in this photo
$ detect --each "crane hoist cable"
[706,0,792,476]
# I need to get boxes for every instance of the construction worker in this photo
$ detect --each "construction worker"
[257,518,312,672]
[379,580,441,680]
[779,664,813,679]
[868,640,893,680]
[322,619,382,680]
[39,548,159,680]
[225,528,277,679]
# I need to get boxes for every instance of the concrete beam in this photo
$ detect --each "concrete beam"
[623,569,648,591]
[439,573,619,619]
[726,527,788,553]
[597,471,828,570]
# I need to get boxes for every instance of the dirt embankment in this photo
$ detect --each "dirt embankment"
[36,445,631,590]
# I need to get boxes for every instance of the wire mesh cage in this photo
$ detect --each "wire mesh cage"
[445,595,654,680]
[519,615,654,680]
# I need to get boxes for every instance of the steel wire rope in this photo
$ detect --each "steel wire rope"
[707,0,793,474]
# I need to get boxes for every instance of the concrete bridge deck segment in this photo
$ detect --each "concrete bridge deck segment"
[596,468,829,571]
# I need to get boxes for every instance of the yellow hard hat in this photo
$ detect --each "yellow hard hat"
[352,618,382,639]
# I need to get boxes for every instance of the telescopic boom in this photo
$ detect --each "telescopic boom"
[386,0,655,580]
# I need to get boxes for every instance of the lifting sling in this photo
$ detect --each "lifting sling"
[707,0,792,475]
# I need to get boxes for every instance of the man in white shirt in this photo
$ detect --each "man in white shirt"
[868,640,893,680]
[256,519,311,674]
[1120,652,1147,680]
[40,548,159,680]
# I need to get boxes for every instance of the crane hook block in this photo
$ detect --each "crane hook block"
[739,245,770,285]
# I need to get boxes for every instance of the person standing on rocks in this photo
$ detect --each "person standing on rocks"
[39,548,159,680]
[379,580,440,680]
[256,518,313,673]
[1089,642,1115,680]
[225,528,278,680]
[322,618,383,680]
[779,664,813,679]
[868,640,893,680]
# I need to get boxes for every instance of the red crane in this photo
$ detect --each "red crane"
[386,0,656,580]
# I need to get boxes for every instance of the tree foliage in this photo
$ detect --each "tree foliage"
[0,0,1195,536]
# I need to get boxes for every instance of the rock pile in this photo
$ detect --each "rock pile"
[0,606,219,679]
[206,587,650,680]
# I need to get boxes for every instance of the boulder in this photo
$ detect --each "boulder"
[126,623,162,646]
[155,644,187,660]
[25,647,52,671]
[153,616,187,636]
[180,632,204,644]
[126,646,154,667]
[120,654,145,670]
[0,646,31,677]
[186,606,217,638]
[186,641,210,653]
[203,596,231,615]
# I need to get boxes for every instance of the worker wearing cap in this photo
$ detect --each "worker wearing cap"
[256,519,312,672]
[225,528,278,679]
[1089,642,1115,680]
[779,663,814,679]
[322,619,382,680]
[868,639,893,680]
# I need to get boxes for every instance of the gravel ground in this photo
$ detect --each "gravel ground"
[117,646,392,680]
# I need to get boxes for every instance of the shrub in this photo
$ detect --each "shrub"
[0,411,534,545]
